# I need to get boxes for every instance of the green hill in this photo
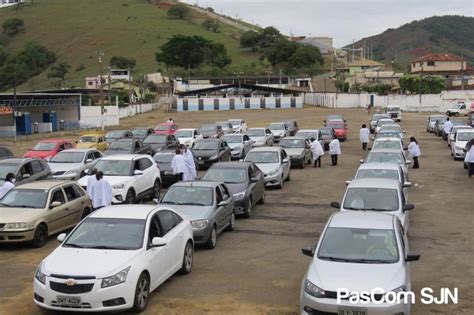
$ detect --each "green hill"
[347,15,474,69]
[0,0,261,90]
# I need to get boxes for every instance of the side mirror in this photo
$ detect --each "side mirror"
[406,160,412,165]
[330,201,341,209]
[368,147,372,151]
[403,182,412,188]
[50,201,62,209]
[151,237,167,248]
[406,252,420,262]
[22,173,31,179]
[282,158,289,163]
[301,246,314,257]
[57,233,66,242]
[134,170,144,176]
[85,159,93,164]
[345,180,350,185]
[218,200,229,207]
[250,176,258,183]
[403,204,415,211]
[359,159,364,164]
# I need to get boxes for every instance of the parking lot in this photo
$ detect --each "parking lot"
[0,107,472,314]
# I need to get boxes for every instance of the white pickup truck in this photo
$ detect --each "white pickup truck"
[446,103,469,117]
[385,105,402,122]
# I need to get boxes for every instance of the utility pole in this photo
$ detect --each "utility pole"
[461,53,465,91]
[96,50,105,131]
[128,68,133,109]
[107,67,111,105]
[419,63,423,114]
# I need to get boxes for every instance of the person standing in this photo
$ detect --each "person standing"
[86,168,98,197]
[359,124,370,151]
[171,147,187,181]
[408,136,421,169]
[443,117,453,139]
[89,171,112,210]
[329,138,341,166]
[167,117,174,123]
[464,139,474,178]
[310,140,324,168]
[181,144,197,180]
[0,173,15,199]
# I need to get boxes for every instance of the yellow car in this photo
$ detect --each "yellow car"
[76,133,108,151]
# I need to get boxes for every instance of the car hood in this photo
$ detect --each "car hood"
[104,148,132,155]
[307,259,404,292]
[43,247,141,278]
[271,130,285,136]
[192,149,219,158]
[283,148,304,156]
[24,150,53,158]
[49,162,82,172]
[78,175,131,187]
[148,143,167,151]
[0,207,45,223]
[178,137,193,143]
[162,205,213,221]
[254,163,280,174]
[221,182,247,195]
[249,136,265,143]
[454,140,468,148]
[228,143,242,150]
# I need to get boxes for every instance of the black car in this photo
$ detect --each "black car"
[104,138,152,156]
[0,147,14,160]
[132,128,154,141]
[202,162,265,217]
[192,139,231,170]
[152,150,180,187]
[105,130,133,143]
[144,134,179,153]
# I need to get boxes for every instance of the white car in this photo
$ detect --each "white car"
[386,105,402,122]
[448,126,472,147]
[33,205,194,313]
[363,149,411,177]
[245,147,290,188]
[375,118,395,134]
[174,128,203,147]
[296,129,323,144]
[267,122,289,143]
[426,115,445,133]
[353,162,411,194]
[451,129,474,160]
[48,149,103,180]
[446,102,469,117]
[78,154,161,204]
[228,119,247,133]
[300,211,419,315]
[223,134,254,159]
[246,128,274,147]
[371,137,405,152]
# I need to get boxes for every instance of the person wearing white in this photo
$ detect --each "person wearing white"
[89,171,112,210]
[329,139,341,166]
[408,136,421,169]
[443,117,453,136]
[310,140,324,168]
[171,147,187,181]
[86,169,98,197]
[359,124,370,151]
[181,145,197,180]
[0,173,15,199]
[464,139,474,178]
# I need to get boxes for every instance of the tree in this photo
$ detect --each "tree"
[2,18,24,36]
[240,31,260,51]
[263,39,298,66]
[258,26,283,48]
[167,4,190,19]
[400,75,445,94]
[47,62,71,87]
[12,41,56,75]
[290,44,323,68]
[0,63,29,122]
[203,43,232,68]
[109,56,136,70]
[202,19,219,32]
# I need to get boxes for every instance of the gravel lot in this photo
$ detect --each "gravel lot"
[0,107,472,314]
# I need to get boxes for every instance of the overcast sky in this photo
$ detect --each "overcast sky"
[181,0,473,47]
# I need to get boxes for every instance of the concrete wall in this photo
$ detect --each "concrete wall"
[177,96,303,112]
[80,102,161,127]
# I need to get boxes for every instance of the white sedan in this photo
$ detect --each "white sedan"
[33,205,194,313]
[174,128,203,148]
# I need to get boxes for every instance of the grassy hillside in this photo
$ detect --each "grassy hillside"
[347,15,474,69]
[0,0,261,90]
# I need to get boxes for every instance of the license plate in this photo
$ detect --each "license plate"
[338,308,367,315]
[57,295,81,305]
[198,161,204,165]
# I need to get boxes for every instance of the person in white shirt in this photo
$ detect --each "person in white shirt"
[408,136,421,169]
[86,168,98,197]
[464,139,474,178]
[181,145,197,180]
[310,140,324,168]
[443,117,453,138]
[171,147,187,181]
[167,117,174,123]
[359,124,370,151]
[329,138,341,166]
[89,171,112,210]
[0,173,15,199]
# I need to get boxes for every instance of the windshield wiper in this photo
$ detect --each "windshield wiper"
[319,256,354,262]
[181,202,207,206]
[160,201,183,205]
[345,258,392,264]
[64,243,85,248]
[86,245,130,250]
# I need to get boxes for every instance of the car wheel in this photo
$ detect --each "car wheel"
[257,190,265,205]
[131,273,150,313]
[243,198,252,218]
[226,213,236,231]
[178,241,194,275]
[277,176,284,189]
[204,226,217,249]
[151,179,161,200]
[81,207,91,220]
[125,189,136,204]
[32,224,48,248]
[300,159,305,169]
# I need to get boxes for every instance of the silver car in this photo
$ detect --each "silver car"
[245,147,291,188]
[362,149,411,177]
[371,138,405,151]
[0,158,51,186]
[160,181,235,249]
[353,162,412,194]
[278,136,312,169]
[300,211,420,315]
[247,128,274,147]
[48,149,103,180]
[426,115,445,133]
[215,121,234,134]
[223,134,255,160]
[267,122,289,143]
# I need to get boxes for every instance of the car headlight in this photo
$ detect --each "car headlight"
[191,219,209,229]
[388,285,406,294]
[113,183,125,190]
[101,266,131,288]
[233,191,246,200]
[64,169,78,175]
[210,154,219,160]
[267,169,279,176]
[35,262,46,285]
[5,222,29,230]
[304,279,326,298]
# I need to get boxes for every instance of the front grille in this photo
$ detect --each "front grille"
[53,171,66,175]
[324,290,384,301]
[50,281,94,294]
[51,302,92,309]
[51,274,96,280]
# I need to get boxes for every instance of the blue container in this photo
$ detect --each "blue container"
[43,111,58,131]
[16,113,32,135]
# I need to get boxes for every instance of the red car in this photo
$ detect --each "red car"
[154,122,178,135]
[326,119,348,141]
[23,139,75,160]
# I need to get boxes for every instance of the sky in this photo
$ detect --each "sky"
[180,0,473,47]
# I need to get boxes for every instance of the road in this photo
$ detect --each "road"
[0,107,472,314]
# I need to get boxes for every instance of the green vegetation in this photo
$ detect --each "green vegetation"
[202,18,220,32]
[2,17,24,36]
[399,75,445,94]
[167,3,190,20]
[47,61,70,88]
[109,56,136,70]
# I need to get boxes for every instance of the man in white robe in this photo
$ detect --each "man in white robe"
[464,139,474,178]
[0,173,15,199]
[86,168,98,197]
[171,148,187,181]
[443,117,453,138]
[181,145,197,180]
[359,124,370,151]
[329,138,341,166]
[89,171,112,210]
[310,140,324,168]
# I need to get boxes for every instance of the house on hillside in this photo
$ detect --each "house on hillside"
[347,59,384,75]
[410,53,466,75]
[0,0,22,8]
[85,69,133,89]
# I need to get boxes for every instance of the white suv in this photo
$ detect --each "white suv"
[78,154,161,204]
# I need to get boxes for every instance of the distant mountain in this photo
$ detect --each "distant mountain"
[346,15,474,69]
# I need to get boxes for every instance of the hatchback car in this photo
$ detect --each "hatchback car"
[0,158,51,186]
[132,128,154,141]
[34,205,194,312]
[24,139,75,160]
[246,128,274,147]
[300,211,419,315]
[245,147,290,188]
[199,124,223,139]
[371,138,405,151]
[363,149,410,176]
[426,115,445,133]
[105,130,133,144]
[192,139,231,169]
[222,134,254,160]
[451,129,474,160]
[434,117,447,136]
[353,163,411,191]
[228,119,247,133]
[325,120,347,141]
[278,136,312,168]
[267,122,289,143]
[76,133,108,151]
[160,181,235,249]
[202,162,265,217]
[49,149,103,180]
[282,119,299,136]
[0,181,91,247]
[174,128,203,148]
[369,113,390,133]
[375,119,395,134]
[154,122,178,135]
[448,126,472,147]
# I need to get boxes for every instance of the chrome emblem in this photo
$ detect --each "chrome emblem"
[65,279,76,286]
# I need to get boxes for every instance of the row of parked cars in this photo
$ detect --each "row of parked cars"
[299,114,419,315]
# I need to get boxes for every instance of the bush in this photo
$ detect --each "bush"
[202,19,219,32]
[167,4,190,20]
[2,18,24,36]
[75,63,85,72]
[109,56,136,70]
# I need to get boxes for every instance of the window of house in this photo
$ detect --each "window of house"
[427,61,435,66]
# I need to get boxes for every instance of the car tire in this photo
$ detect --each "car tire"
[178,241,194,275]
[32,224,48,248]
[151,179,161,200]
[243,198,252,218]
[204,226,217,249]
[81,207,91,220]
[257,190,265,205]
[125,189,136,204]
[300,159,305,169]
[277,176,284,189]
[131,273,150,313]
[226,213,236,231]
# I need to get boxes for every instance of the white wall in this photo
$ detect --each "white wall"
[177,96,303,112]
[80,102,161,127]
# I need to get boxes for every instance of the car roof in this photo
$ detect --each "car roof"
[154,150,175,155]
[90,205,171,220]
[107,130,129,132]
[198,138,221,142]
[327,119,344,123]
[370,148,404,154]
[348,178,400,189]
[452,126,472,129]
[101,154,147,160]
[0,157,38,164]
[374,137,402,142]
[248,127,267,130]
[158,122,175,126]
[297,129,319,132]
[210,161,252,169]
[329,211,395,230]
[458,129,474,133]
[249,146,282,152]
[81,133,103,137]
[171,180,220,188]
[358,162,401,171]
[176,128,197,131]
[60,148,94,153]
[15,180,71,190]
[281,136,307,140]
[38,139,68,143]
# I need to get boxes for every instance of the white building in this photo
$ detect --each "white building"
[0,0,22,8]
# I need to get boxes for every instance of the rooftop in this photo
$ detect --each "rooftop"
[414,53,464,62]
[348,59,384,67]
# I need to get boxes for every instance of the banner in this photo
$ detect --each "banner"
[0,105,13,115]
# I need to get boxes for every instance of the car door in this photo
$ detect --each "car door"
[242,135,251,155]
[62,184,85,226]
[146,213,172,288]
[18,161,34,184]
[157,210,183,274]
[137,158,154,194]
[252,164,265,200]
[281,150,290,178]
[247,166,259,204]
[45,187,70,235]
[30,160,46,182]
[214,186,226,230]
[400,188,409,230]
[219,184,233,226]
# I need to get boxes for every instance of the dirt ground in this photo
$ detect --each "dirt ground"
[0,107,472,315]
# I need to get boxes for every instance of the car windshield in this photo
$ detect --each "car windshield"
[268,123,285,130]
[296,132,318,140]
[279,139,304,148]
[372,141,402,150]
[193,141,218,150]
[378,120,394,126]
[343,188,399,211]
[144,135,167,144]
[320,128,333,136]
[132,129,148,136]
[229,120,241,126]
[50,152,85,163]
[318,227,399,263]
[223,135,242,144]
[108,141,132,150]
[380,126,401,133]
[156,125,172,131]
[216,122,229,128]
[0,164,19,180]
[247,129,265,137]
[32,142,56,151]
[79,136,97,143]
[203,168,247,183]
[153,153,174,163]
[458,132,474,141]
[0,189,47,209]
[387,107,400,111]
[200,125,217,132]
[246,151,279,164]
[356,169,399,181]
[430,116,444,122]
[367,152,404,164]
[327,122,345,129]
[376,131,400,139]
[161,186,213,206]
[64,218,145,250]
[175,130,193,138]
[436,118,447,123]
[372,114,389,121]
[106,131,124,139]
[453,104,461,109]
[94,160,132,176]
